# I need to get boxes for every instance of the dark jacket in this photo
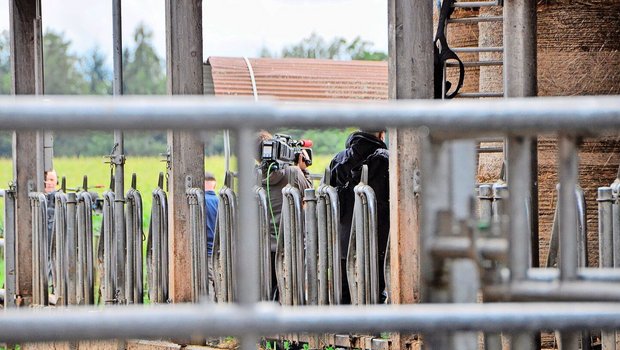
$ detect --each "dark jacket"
[328,131,390,264]
[204,190,219,256]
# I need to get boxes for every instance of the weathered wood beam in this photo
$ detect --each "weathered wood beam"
[10,0,38,306]
[388,0,433,348]
[165,0,204,303]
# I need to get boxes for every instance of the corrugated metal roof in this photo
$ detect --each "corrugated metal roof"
[204,57,388,101]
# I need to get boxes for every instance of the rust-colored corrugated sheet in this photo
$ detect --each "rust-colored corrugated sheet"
[205,57,388,101]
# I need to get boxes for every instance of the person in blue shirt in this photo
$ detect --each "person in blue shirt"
[204,171,219,299]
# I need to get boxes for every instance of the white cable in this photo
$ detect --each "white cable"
[243,57,259,102]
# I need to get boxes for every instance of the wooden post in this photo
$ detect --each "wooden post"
[388,0,433,348]
[10,0,39,306]
[165,0,204,303]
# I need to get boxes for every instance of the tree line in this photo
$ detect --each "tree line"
[0,27,386,158]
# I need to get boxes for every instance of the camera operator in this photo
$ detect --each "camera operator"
[256,130,312,300]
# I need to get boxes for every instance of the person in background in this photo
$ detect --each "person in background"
[204,171,219,299]
[257,130,312,300]
[44,169,58,241]
[44,169,58,290]
[328,128,390,304]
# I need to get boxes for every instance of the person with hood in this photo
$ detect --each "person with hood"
[257,130,312,300]
[328,129,389,304]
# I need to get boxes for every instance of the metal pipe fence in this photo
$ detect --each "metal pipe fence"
[4,186,18,308]
[146,173,169,303]
[316,182,342,305]
[53,191,68,305]
[546,185,587,268]
[125,174,143,304]
[75,190,95,305]
[99,190,117,304]
[29,192,49,306]
[277,170,306,306]
[187,186,208,302]
[1,96,620,347]
[213,174,237,303]
[346,165,380,305]
[255,184,272,301]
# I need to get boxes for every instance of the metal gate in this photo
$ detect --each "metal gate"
[146,172,169,303]
[1,96,620,350]
[213,172,237,302]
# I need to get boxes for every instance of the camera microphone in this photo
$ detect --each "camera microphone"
[298,139,313,147]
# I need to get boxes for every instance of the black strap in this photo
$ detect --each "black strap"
[434,0,465,99]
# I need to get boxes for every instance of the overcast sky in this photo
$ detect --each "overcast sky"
[0,0,388,66]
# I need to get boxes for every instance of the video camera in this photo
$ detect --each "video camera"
[260,134,313,170]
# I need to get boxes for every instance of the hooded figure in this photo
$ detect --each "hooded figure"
[328,130,390,303]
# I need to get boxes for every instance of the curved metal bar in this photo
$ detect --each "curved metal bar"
[126,186,143,304]
[324,185,342,304]
[76,191,94,305]
[101,191,116,304]
[186,188,205,302]
[255,186,272,301]
[147,187,169,304]
[347,165,380,305]
[29,192,49,306]
[279,184,305,306]
[3,187,17,308]
[214,185,237,303]
[54,192,68,305]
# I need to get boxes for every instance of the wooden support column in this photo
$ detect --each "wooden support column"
[10,0,39,306]
[388,0,433,348]
[165,0,204,303]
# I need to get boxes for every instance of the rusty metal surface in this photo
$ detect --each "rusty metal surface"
[205,57,388,101]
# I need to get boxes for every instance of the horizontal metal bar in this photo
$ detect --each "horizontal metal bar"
[453,1,500,8]
[457,92,504,98]
[447,60,503,68]
[448,16,503,23]
[2,303,620,343]
[527,268,620,283]
[0,96,619,139]
[452,47,503,53]
[430,237,507,260]
[485,280,620,301]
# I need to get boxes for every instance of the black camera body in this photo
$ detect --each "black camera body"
[260,134,312,170]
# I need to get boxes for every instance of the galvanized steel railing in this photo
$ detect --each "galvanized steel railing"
[346,165,380,305]
[213,172,237,303]
[99,190,117,304]
[546,184,588,268]
[255,183,272,301]
[187,184,208,302]
[276,169,305,306]
[53,190,67,305]
[3,185,16,308]
[147,173,169,303]
[125,174,143,304]
[2,96,620,348]
[315,181,342,305]
[29,192,49,306]
[75,189,95,305]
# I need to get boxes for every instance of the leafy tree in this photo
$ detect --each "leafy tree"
[83,47,112,95]
[43,30,88,94]
[123,23,165,95]
[270,32,387,61]
[0,30,10,94]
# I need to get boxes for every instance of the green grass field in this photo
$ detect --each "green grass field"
[0,154,333,290]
